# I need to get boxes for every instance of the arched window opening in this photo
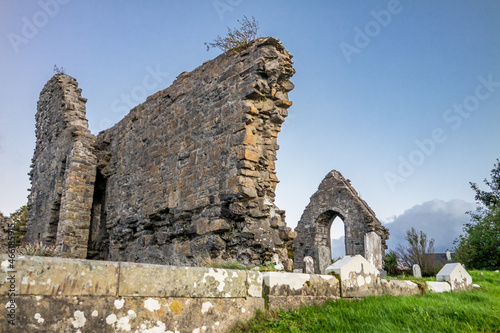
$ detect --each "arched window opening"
[330,215,345,262]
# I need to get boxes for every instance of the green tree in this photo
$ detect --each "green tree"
[10,205,28,246]
[384,251,398,276]
[454,159,500,269]
[396,227,436,276]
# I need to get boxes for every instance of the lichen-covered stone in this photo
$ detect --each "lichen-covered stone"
[0,255,118,296]
[247,270,263,297]
[0,295,263,332]
[263,271,339,297]
[325,255,383,297]
[119,262,249,298]
[381,279,421,296]
[263,271,339,311]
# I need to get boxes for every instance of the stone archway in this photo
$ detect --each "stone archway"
[293,170,389,273]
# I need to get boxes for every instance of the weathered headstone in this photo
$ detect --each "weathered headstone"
[436,263,472,291]
[303,256,314,274]
[446,249,452,261]
[314,245,331,274]
[364,231,383,269]
[426,281,451,293]
[412,264,422,278]
[325,255,382,297]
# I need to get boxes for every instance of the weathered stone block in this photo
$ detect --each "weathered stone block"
[0,295,263,333]
[426,281,451,293]
[247,270,263,297]
[325,255,382,297]
[364,231,382,269]
[262,271,339,297]
[436,263,472,291]
[267,295,336,311]
[0,255,118,296]
[381,279,421,296]
[119,262,248,298]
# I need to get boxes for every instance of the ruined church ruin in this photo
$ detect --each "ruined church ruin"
[293,171,389,274]
[26,37,388,270]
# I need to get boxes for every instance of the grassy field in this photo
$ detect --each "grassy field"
[231,271,500,333]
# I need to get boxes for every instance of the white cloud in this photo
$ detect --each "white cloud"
[331,236,346,258]
[383,199,475,253]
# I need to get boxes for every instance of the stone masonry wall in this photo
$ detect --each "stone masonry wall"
[95,37,295,266]
[293,170,389,272]
[27,74,97,258]
[27,37,296,266]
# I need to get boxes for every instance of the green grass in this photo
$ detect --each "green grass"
[386,275,436,282]
[231,271,500,333]
[206,260,247,270]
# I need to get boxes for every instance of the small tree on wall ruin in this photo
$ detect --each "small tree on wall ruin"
[205,16,260,52]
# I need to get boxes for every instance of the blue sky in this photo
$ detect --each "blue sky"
[1,1,499,251]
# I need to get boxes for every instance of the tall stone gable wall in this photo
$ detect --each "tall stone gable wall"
[27,75,97,258]
[27,37,296,267]
[293,170,389,272]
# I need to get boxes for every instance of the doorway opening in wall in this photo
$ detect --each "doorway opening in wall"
[330,215,345,263]
[87,169,109,260]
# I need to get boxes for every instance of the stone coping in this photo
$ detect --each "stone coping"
[0,255,261,298]
[0,255,469,300]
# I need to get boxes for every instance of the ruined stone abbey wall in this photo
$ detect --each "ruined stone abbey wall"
[95,38,296,265]
[27,38,296,267]
[27,75,97,258]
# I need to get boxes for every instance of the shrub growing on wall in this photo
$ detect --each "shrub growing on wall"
[205,16,259,52]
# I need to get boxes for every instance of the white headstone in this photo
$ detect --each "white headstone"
[325,255,382,297]
[436,263,473,291]
[412,264,422,278]
[364,231,383,269]
[303,256,315,274]
[426,281,451,293]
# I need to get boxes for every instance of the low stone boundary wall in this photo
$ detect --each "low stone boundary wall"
[0,255,471,332]
[0,255,262,332]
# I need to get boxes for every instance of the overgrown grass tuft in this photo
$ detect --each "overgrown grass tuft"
[199,258,247,270]
[231,270,500,332]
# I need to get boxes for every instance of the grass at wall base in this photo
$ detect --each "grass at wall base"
[231,270,500,333]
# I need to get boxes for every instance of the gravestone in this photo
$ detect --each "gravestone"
[314,245,331,274]
[364,231,383,269]
[436,263,472,291]
[325,255,382,297]
[412,264,422,278]
[303,256,314,274]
